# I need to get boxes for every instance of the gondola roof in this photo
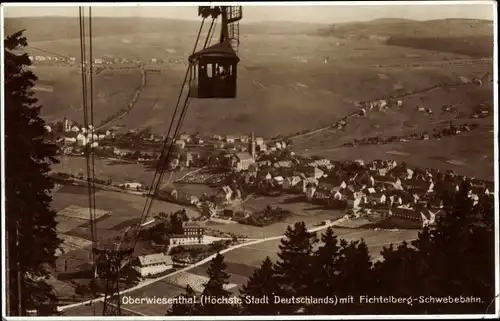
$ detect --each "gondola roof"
[189,42,239,62]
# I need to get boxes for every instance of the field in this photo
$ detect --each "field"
[51,156,189,186]
[210,194,345,238]
[295,127,494,180]
[52,185,201,242]
[6,17,492,138]
[31,65,142,125]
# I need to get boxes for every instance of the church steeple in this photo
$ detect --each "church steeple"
[250,132,256,160]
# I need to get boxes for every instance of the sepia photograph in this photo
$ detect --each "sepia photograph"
[1,1,498,319]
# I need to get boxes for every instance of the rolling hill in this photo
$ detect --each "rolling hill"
[5,16,494,179]
[316,18,494,57]
[4,17,325,42]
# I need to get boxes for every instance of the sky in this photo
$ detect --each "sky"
[2,2,495,24]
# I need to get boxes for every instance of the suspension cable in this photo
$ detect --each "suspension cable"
[88,6,98,250]
[130,17,208,249]
[208,19,217,47]
[79,6,97,316]
[79,7,96,250]
[204,17,216,49]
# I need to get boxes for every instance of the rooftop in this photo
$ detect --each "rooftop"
[137,253,173,266]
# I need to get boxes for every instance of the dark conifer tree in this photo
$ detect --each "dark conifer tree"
[373,182,494,314]
[273,221,318,314]
[5,30,62,316]
[308,227,341,314]
[240,256,279,315]
[334,239,374,314]
[167,285,200,316]
[199,253,238,315]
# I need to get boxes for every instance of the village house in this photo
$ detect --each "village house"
[257,144,268,152]
[175,139,186,149]
[120,182,143,190]
[305,182,318,200]
[273,176,284,185]
[302,177,318,194]
[239,135,249,143]
[274,160,292,168]
[226,135,236,143]
[299,165,324,180]
[179,134,192,143]
[232,152,255,171]
[212,134,223,141]
[388,207,421,221]
[215,186,233,203]
[213,141,225,149]
[282,176,302,190]
[133,253,174,277]
[255,137,264,146]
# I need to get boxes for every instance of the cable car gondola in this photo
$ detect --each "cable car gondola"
[189,42,239,99]
[189,6,242,99]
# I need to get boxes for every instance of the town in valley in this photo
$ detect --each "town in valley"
[3,3,496,317]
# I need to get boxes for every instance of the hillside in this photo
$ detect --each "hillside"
[316,18,493,39]
[4,17,324,42]
[316,18,494,57]
[6,16,493,180]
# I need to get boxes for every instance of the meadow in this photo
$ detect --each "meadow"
[52,185,200,238]
[51,156,191,186]
[32,65,142,125]
[17,17,492,138]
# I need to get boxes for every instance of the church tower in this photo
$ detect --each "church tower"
[250,132,256,160]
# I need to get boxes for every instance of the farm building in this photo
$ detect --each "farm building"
[133,253,174,277]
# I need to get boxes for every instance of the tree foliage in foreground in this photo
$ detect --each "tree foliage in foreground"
[5,30,62,316]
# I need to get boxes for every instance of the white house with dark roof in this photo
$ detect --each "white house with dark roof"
[133,253,173,277]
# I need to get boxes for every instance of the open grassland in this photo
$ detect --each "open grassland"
[210,194,344,238]
[24,26,493,137]
[51,185,200,243]
[295,127,494,181]
[32,65,142,124]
